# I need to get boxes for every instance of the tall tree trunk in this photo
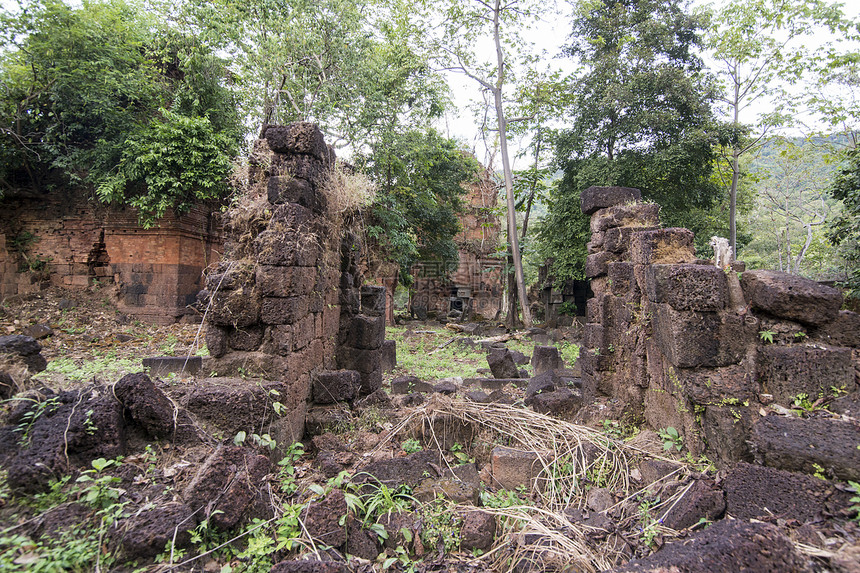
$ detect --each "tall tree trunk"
[492,0,532,327]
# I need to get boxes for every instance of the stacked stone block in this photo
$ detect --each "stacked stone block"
[580,185,860,466]
[201,123,387,442]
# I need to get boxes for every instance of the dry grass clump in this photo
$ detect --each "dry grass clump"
[365,396,694,572]
[323,162,376,217]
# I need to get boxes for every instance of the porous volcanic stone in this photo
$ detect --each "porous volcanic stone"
[660,479,725,530]
[312,370,360,404]
[630,228,696,265]
[182,445,271,530]
[530,388,583,416]
[723,462,851,522]
[741,269,842,326]
[4,386,125,493]
[590,203,661,233]
[355,450,441,488]
[381,340,396,372]
[347,315,385,350]
[532,345,561,375]
[360,285,387,317]
[524,370,557,405]
[487,348,519,379]
[304,488,348,547]
[460,510,496,551]
[0,334,47,372]
[267,175,325,212]
[756,345,855,404]
[264,123,329,161]
[581,186,642,215]
[751,415,860,481]
[117,501,193,560]
[814,310,860,347]
[644,264,728,311]
[585,251,618,279]
[113,372,176,439]
[611,519,809,573]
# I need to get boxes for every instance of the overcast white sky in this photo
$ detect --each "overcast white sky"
[440,0,860,170]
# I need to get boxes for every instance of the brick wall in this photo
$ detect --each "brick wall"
[0,189,221,323]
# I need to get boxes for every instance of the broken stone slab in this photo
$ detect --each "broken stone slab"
[477,377,528,391]
[590,203,660,233]
[304,488,348,547]
[610,519,809,573]
[21,323,53,340]
[360,285,387,317]
[580,185,642,215]
[644,264,728,312]
[490,446,548,491]
[312,370,360,404]
[433,380,458,395]
[381,339,396,372]
[524,370,557,405]
[264,123,330,161]
[487,347,519,379]
[113,372,178,440]
[182,445,271,530]
[604,224,659,253]
[142,356,202,377]
[413,476,478,504]
[179,378,289,436]
[354,450,442,489]
[530,388,583,416]
[723,462,851,522]
[741,269,842,326]
[532,345,561,376]
[460,510,496,552]
[752,415,860,481]
[4,385,125,493]
[390,375,434,394]
[629,228,696,265]
[756,345,855,404]
[585,251,619,279]
[659,479,725,530]
[0,334,47,373]
[116,501,194,561]
[813,310,860,347]
[464,389,490,403]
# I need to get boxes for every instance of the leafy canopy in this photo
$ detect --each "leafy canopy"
[539,0,722,281]
[0,0,241,226]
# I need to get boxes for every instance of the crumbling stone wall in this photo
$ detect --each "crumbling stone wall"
[0,189,220,323]
[580,186,860,468]
[409,166,503,321]
[200,123,387,442]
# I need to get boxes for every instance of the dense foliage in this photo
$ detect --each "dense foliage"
[0,0,241,226]
[362,129,479,285]
[829,145,860,298]
[539,0,723,281]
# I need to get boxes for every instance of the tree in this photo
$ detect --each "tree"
[704,0,848,256]
[433,0,549,327]
[540,0,721,281]
[829,145,860,299]
[744,137,840,274]
[363,129,479,284]
[0,0,241,226]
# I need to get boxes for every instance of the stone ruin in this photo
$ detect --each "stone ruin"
[198,122,392,445]
[579,185,860,476]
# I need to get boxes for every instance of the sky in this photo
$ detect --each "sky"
[438,0,860,171]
